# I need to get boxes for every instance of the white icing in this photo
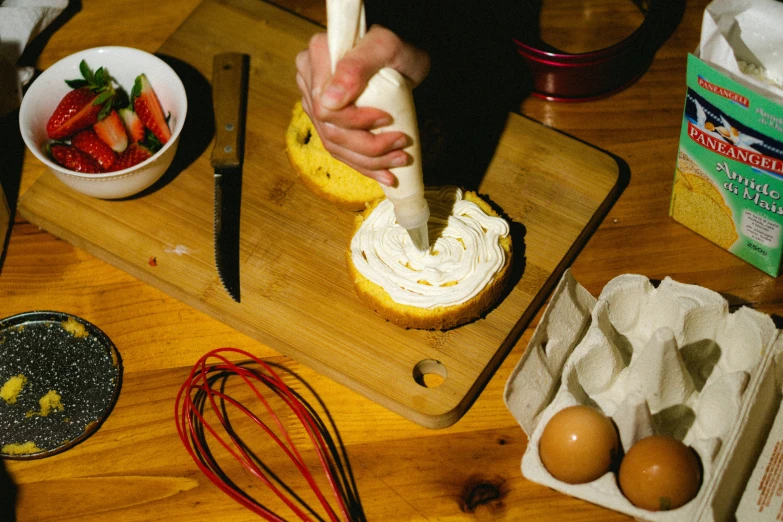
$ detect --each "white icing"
[350,187,510,309]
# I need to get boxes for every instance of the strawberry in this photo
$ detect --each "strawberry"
[71,129,116,170]
[131,73,171,144]
[47,143,102,173]
[118,107,145,144]
[110,143,153,171]
[46,60,115,139]
[93,109,128,153]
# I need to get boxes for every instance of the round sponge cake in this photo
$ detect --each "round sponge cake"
[347,187,513,330]
[285,100,384,211]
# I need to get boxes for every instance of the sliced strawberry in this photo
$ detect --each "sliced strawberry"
[47,87,106,139]
[131,74,171,144]
[72,129,116,170]
[93,110,128,153]
[46,60,115,139]
[47,143,102,173]
[118,107,145,144]
[110,143,153,171]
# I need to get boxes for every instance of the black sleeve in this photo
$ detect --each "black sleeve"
[365,1,533,188]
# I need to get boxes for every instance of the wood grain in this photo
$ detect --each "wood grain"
[536,0,647,53]
[4,0,780,520]
[16,0,621,429]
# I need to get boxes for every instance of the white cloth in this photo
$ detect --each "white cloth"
[0,0,67,116]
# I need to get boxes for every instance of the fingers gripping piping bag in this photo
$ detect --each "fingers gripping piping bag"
[326,0,430,251]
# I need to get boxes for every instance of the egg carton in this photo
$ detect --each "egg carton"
[504,269,783,521]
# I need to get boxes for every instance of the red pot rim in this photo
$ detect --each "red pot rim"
[514,0,684,101]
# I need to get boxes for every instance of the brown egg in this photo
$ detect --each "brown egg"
[538,405,620,484]
[618,435,702,511]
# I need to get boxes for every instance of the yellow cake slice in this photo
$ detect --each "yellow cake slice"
[670,153,738,249]
[285,101,384,211]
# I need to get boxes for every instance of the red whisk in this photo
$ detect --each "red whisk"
[175,347,363,521]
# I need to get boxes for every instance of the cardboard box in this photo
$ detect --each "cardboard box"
[670,54,783,276]
[504,270,783,521]
[736,387,783,521]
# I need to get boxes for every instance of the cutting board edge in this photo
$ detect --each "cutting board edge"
[463,151,625,421]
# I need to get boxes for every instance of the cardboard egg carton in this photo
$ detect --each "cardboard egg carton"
[504,269,783,521]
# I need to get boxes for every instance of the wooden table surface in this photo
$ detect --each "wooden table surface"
[3,0,781,520]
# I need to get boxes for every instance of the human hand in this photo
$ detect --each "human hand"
[295,25,430,186]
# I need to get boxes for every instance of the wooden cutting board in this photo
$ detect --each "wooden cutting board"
[17,0,623,428]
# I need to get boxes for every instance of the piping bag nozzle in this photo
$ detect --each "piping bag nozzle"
[405,224,430,252]
[390,194,430,252]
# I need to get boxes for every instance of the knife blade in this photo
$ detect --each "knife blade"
[211,52,249,303]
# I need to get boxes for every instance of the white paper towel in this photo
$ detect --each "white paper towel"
[0,0,67,117]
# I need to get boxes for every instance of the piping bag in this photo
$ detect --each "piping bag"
[327,0,430,251]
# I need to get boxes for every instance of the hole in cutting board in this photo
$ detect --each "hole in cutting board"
[413,359,447,388]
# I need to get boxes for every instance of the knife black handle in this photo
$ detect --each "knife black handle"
[211,53,249,169]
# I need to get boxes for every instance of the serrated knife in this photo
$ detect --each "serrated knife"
[211,52,249,303]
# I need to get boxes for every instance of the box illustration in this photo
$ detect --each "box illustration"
[671,54,783,276]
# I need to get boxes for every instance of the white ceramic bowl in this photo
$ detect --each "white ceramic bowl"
[19,46,188,199]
